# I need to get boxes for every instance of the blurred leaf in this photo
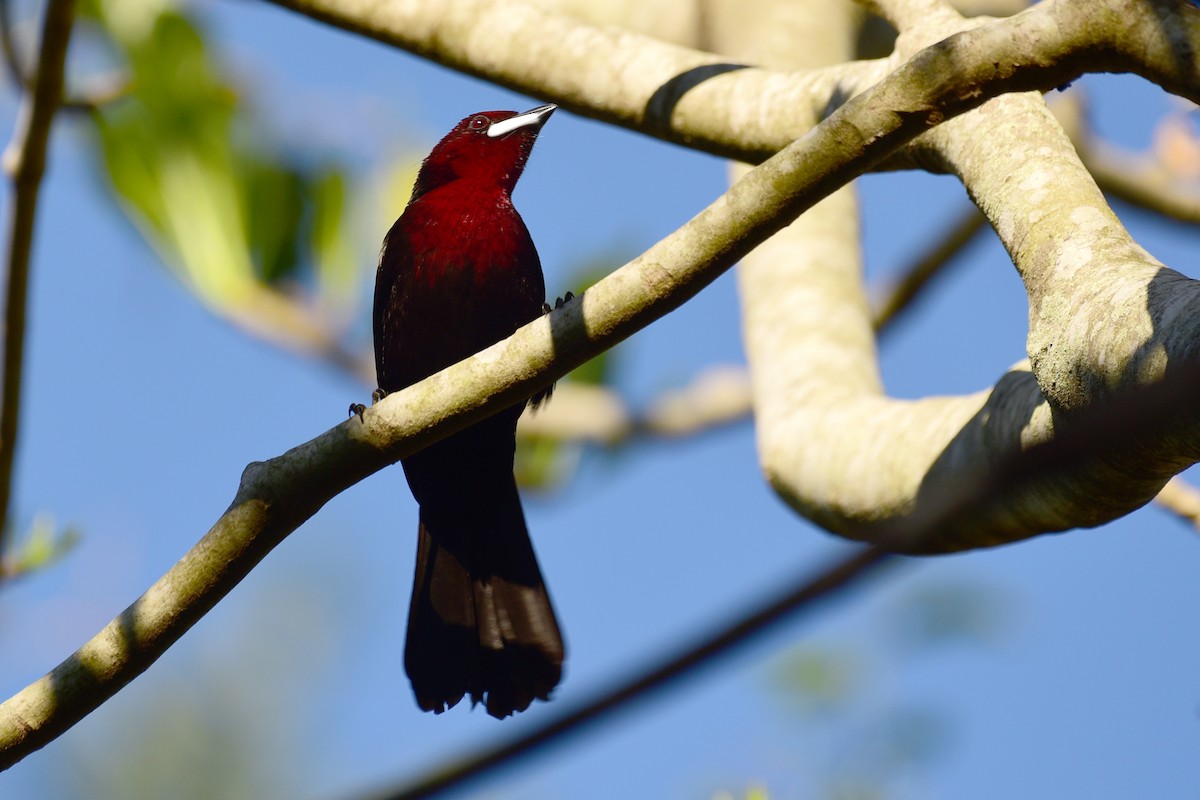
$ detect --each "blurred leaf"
[713,786,770,800]
[514,433,581,491]
[376,153,420,229]
[87,0,366,344]
[242,155,306,285]
[4,514,80,579]
[889,581,1004,651]
[771,646,858,715]
[880,706,951,766]
[311,165,357,304]
[90,2,254,303]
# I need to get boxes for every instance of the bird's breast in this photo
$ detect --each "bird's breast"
[375,187,546,390]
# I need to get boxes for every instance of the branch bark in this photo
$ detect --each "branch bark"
[259,0,1200,162]
[743,0,1200,551]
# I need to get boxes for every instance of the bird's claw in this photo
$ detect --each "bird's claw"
[541,291,575,316]
[531,292,575,410]
[349,388,390,422]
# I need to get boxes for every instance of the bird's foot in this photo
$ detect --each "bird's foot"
[531,292,575,410]
[540,290,575,317]
[349,388,390,421]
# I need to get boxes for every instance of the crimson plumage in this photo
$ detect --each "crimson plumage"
[372,104,564,718]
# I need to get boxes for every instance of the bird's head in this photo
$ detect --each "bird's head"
[411,104,556,201]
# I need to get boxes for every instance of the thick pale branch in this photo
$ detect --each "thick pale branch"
[745,2,1200,551]
[261,0,1200,162]
[1048,91,1200,228]
[263,0,858,163]
[925,99,1200,407]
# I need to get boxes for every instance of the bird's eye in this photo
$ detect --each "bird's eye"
[468,116,489,131]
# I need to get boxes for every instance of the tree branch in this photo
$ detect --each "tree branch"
[259,0,1200,160]
[0,0,76,559]
[1152,476,1200,535]
[520,200,985,448]
[517,366,753,445]
[1085,138,1200,226]
[744,1,1200,552]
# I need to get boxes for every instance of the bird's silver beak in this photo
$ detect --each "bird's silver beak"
[486,104,557,138]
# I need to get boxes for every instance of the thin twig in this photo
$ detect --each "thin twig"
[1052,89,1200,228]
[0,0,123,112]
[0,0,76,558]
[1086,144,1200,226]
[517,366,753,445]
[871,204,989,333]
[1153,476,1200,536]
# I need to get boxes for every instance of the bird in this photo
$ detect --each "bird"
[367,104,565,719]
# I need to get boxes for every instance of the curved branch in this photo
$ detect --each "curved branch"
[0,0,76,557]
[262,0,866,163]
[260,0,1200,161]
[742,0,1200,552]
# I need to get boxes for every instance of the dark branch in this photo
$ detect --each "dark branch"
[354,546,895,800]
[0,0,77,561]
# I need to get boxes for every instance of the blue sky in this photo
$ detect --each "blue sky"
[1,2,1199,799]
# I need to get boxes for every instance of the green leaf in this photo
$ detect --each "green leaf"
[241,156,307,285]
[771,646,858,714]
[5,514,81,578]
[890,581,1004,651]
[90,3,253,300]
[514,434,581,492]
[87,0,364,324]
[311,165,357,304]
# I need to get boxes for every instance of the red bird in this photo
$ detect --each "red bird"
[371,104,564,718]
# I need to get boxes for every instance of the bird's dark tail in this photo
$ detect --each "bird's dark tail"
[403,475,563,719]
